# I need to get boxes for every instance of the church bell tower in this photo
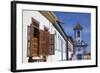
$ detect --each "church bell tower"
[73,23,88,60]
[74,23,83,44]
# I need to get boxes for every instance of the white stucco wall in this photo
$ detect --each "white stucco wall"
[47,24,67,62]
[23,10,67,63]
[68,41,73,60]
[48,28,67,61]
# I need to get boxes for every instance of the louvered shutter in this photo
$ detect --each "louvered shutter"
[30,24,38,57]
[39,30,44,55]
[49,34,55,55]
[39,30,50,56]
[45,31,50,55]
[27,18,39,57]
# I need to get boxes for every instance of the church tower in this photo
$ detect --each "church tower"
[73,23,88,60]
[74,23,83,44]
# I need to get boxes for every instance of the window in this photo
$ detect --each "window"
[34,28,39,38]
[77,31,80,37]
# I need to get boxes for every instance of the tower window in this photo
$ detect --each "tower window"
[77,31,80,37]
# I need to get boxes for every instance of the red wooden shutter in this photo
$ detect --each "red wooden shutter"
[45,31,50,55]
[39,30,46,55]
[39,30,50,56]
[30,25,39,57]
[27,18,40,57]
[39,30,43,55]
[30,24,38,57]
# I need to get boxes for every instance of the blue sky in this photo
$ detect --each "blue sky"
[54,11,91,53]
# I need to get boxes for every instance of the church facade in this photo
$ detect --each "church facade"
[72,23,88,60]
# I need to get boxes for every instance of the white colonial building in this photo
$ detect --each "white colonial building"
[22,10,68,63]
[67,36,74,60]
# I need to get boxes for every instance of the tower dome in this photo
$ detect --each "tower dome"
[73,23,83,30]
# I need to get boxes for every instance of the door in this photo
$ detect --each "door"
[77,54,82,60]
